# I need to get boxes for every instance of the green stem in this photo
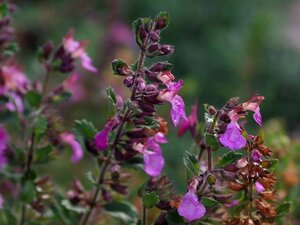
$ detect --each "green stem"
[207,147,212,172]
[142,205,147,225]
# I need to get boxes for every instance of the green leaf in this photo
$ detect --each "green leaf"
[142,192,160,208]
[155,12,170,30]
[215,151,244,168]
[201,197,219,208]
[112,58,129,76]
[61,199,88,214]
[0,209,17,225]
[125,100,142,115]
[21,180,36,202]
[74,119,97,140]
[276,201,292,218]
[104,201,138,225]
[35,116,47,141]
[3,42,20,57]
[25,91,42,107]
[106,86,117,106]
[166,210,184,225]
[121,156,144,172]
[0,3,8,18]
[35,145,54,164]
[183,151,199,179]
[205,133,219,150]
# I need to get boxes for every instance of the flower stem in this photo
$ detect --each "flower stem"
[142,205,147,225]
[207,147,212,172]
[19,66,51,225]
[79,109,130,225]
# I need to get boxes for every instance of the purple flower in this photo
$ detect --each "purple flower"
[143,151,165,177]
[133,132,167,177]
[63,29,97,73]
[0,126,9,168]
[224,199,239,208]
[0,194,3,208]
[178,190,206,222]
[218,122,246,150]
[94,129,109,150]
[252,149,262,162]
[60,132,83,163]
[253,107,262,127]
[255,181,265,193]
[178,102,198,136]
[157,80,186,126]
[242,95,264,126]
[94,118,120,151]
[171,95,187,127]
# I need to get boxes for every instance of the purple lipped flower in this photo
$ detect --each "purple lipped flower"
[252,149,262,162]
[255,181,265,193]
[62,29,97,73]
[178,102,198,136]
[218,122,246,150]
[133,132,167,177]
[171,95,187,127]
[242,95,264,126]
[94,118,120,151]
[178,190,206,221]
[253,107,262,127]
[60,132,83,163]
[143,151,165,177]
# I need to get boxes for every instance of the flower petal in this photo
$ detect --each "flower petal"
[94,129,109,151]
[218,122,246,150]
[171,95,186,127]
[143,151,165,177]
[178,191,206,221]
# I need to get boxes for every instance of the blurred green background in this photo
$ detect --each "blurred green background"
[11,1,300,220]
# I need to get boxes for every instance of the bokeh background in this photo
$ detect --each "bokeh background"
[11,0,300,223]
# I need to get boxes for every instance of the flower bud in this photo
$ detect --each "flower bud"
[207,174,216,185]
[123,75,135,87]
[159,45,174,55]
[110,183,128,195]
[155,12,170,30]
[42,41,53,60]
[148,31,160,42]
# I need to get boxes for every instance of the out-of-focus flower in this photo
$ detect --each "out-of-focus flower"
[178,102,198,136]
[94,118,120,151]
[62,29,97,73]
[63,73,86,102]
[218,122,246,150]
[133,132,167,176]
[178,179,206,222]
[0,64,28,93]
[0,126,9,168]
[60,132,83,163]
[0,194,3,208]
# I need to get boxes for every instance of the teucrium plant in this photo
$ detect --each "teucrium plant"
[0,2,292,225]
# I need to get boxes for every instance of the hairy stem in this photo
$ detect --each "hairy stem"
[19,67,51,225]
[79,108,130,225]
[142,205,147,225]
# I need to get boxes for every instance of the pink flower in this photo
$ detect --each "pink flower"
[218,122,246,150]
[157,71,175,85]
[94,129,109,150]
[178,102,198,136]
[0,194,3,208]
[94,118,120,151]
[63,29,97,73]
[255,181,265,193]
[60,132,83,163]
[242,96,264,127]
[0,126,9,168]
[157,80,186,126]
[0,64,28,93]
[133,132,167,177]
[178,190,206,221]
[63,73,86,102]
[252,149,262,162]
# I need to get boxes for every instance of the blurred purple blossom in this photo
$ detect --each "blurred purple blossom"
[60,132,83,163]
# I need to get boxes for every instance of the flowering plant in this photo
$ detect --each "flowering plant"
[0,2,292,225]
